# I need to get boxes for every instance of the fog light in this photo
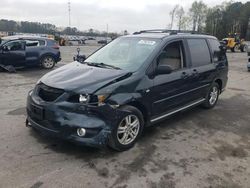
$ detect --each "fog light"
[77,128,86,137]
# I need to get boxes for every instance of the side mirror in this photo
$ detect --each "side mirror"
[219,45,227,53]
[2,46,8,51]
[156,51,173,75]
[156,64,173,75]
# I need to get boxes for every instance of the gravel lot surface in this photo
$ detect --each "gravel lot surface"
[0,46,250,188]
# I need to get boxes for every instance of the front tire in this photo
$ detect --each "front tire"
[41,56,56,69]
[108,105,144,151]
[202,83,220,109]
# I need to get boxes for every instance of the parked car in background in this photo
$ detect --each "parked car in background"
[0,36,61,69]
[97,39,108,44]
[26,30,228,151]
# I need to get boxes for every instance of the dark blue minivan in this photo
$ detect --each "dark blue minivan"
[26,30,228,151]
[0,36,61,69]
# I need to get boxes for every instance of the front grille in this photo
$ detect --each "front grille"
[37,83,64,102]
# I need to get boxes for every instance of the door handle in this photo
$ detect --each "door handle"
[181,72,189,79]
[192,69,199,77]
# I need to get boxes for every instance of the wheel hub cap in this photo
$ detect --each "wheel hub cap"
[43,57,54,68]
[209,87,218,105]
[117,115,140,145]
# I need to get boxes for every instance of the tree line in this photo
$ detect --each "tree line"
[0,19,118,37]
[1,1,250,40]
[170,1,250,39]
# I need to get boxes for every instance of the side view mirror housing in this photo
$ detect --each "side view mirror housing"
[219,45,227,53]
[156,51,173,75]
[156,64,173,75]
[1,46,8,51]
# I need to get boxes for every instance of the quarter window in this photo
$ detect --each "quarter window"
[208,39,225,62]
[39,40,46,46]
[187,39,211,67]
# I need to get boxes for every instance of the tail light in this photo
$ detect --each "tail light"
[52,44,60,50]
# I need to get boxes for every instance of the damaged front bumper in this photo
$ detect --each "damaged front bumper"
[26,91,126,148]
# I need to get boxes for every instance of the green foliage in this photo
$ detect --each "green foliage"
[189,1,208,32]
[205,1,250,39]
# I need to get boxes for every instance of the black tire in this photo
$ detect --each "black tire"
[108,105,144,151]
[202,83,220,109]
[240,45,246,52]
[41,56,56,69]
[230,46,235,52]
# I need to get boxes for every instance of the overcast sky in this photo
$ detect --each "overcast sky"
[0,0,248,33]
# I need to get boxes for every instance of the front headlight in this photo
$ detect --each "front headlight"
[79,94,90,103]
[77,93,110,105]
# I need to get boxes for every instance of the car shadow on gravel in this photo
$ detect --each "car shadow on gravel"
[27,94,250,158]
[28,127,117,158]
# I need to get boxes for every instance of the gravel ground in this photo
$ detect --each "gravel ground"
[0,47,250,188]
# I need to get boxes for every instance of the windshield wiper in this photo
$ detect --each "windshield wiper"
[86,62,121,70]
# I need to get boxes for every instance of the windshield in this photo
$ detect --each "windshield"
[0,39,7,45]
[85,37,160,72]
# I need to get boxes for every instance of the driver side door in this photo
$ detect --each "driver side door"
[150,40,194,122]
[1,40,26,67]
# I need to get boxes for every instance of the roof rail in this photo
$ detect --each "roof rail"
[133,29,208,35]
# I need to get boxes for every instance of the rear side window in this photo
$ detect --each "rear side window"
[26,39,46,47]
[187,39,211,67]
[39,40,46,46]
[26,40,39,47]
[208,39,225,62]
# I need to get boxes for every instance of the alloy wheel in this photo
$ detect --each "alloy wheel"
[209,86,218,105]
[42,57,55,69]
[117,115,140,145]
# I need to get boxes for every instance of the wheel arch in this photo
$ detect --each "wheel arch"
[126,101,149,124]
[214,78,222,93]
[39,53,56,63]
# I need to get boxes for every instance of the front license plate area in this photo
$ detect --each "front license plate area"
[31,104,44,120]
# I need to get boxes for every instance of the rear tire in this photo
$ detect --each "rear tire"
[108,105,144,151]
[202,83,220,109]
[240,45,246,52]
[41,56,55,69]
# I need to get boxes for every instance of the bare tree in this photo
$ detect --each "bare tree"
[179,16,192,30]
[176,6,185,30]
[169,5,179,30]
[189,1,207,32]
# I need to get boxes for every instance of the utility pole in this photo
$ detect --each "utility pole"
[68,0,71,27]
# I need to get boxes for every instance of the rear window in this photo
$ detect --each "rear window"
[39,40,46,46]
[187,39,211,67]
[46,39,57,46]
[208,39,225,62]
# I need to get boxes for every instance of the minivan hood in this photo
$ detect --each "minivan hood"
[40,61,131,93]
